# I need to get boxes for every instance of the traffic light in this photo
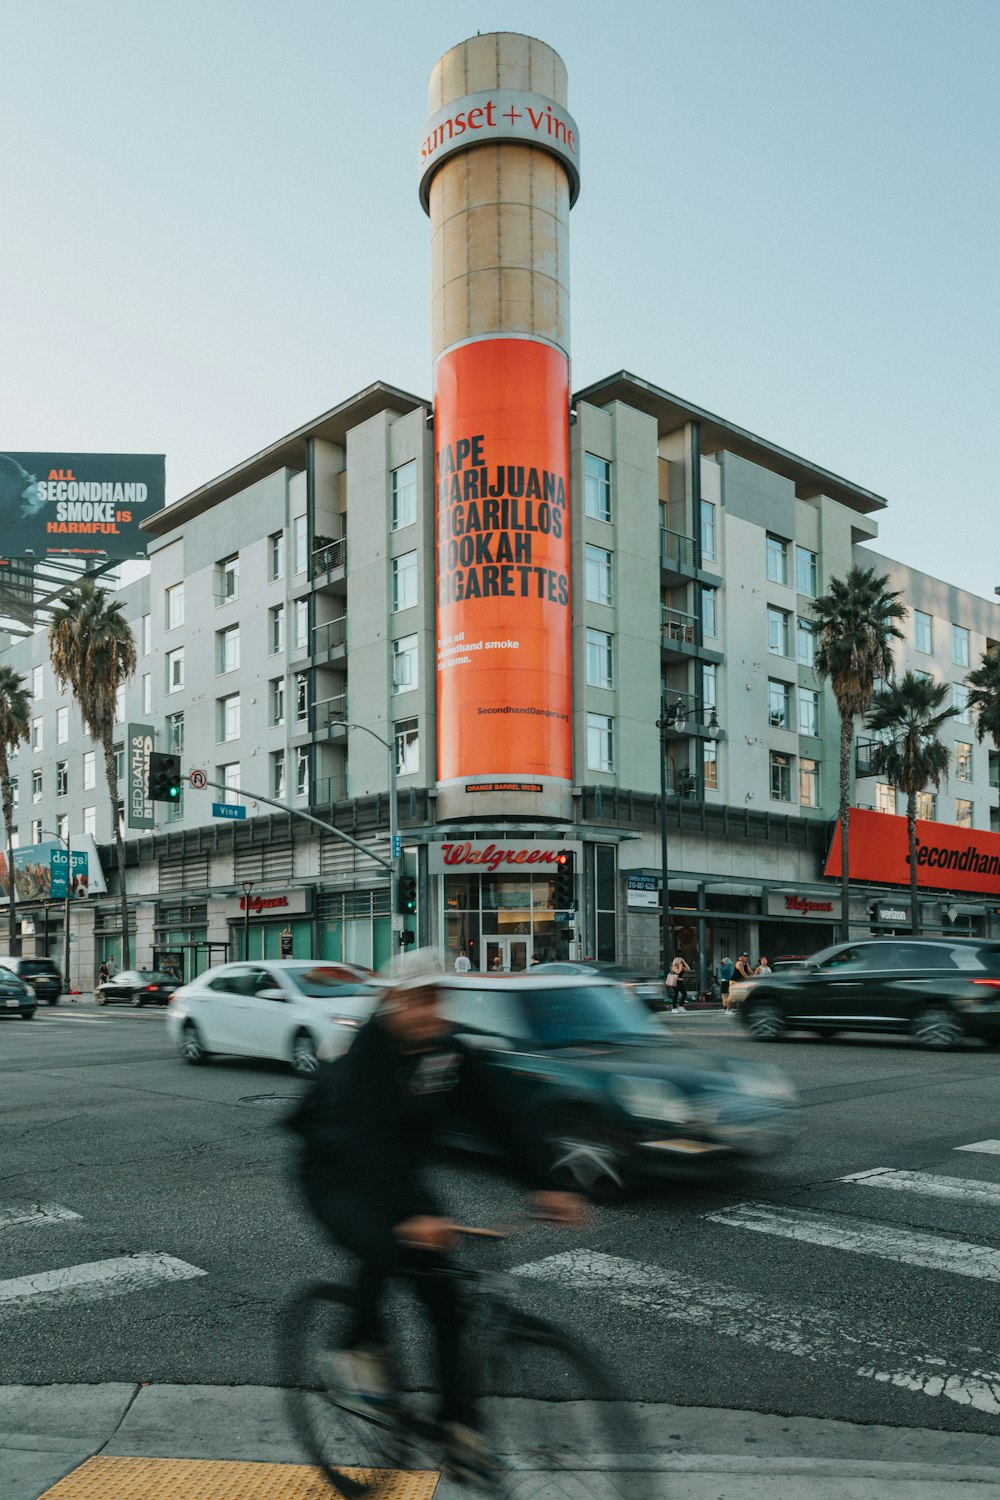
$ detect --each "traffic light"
[397,876,417,915]
[148,751,181,803]
[554,850,575,910]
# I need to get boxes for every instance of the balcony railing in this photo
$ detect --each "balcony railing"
[311,694,348,736]
[661,605,698,646]
[312,774,348,805]
[311,538,347,577]
[660,528,696,571]
[313,616,347,657]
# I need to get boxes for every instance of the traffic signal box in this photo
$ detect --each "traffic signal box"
[397,876,417,915]
[148,751,181,803]
[554,850,575,910]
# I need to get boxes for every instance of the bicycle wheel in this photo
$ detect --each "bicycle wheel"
[481,1310,644,1500]
[281,1281,438,1500]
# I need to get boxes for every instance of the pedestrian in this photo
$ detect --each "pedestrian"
[98,960,109,987]
[106,955,118,979]
[755,956,772,975]
[734,953,753,981]
[719,956,735,1010]
[454,946,472,973]
[490,953,503,972]
[666,954,691,1012]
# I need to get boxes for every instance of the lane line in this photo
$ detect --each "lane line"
[0,1253,207,1314]
[841,1167,1000,1206]
[706,1201,1000,1281]
[956,1141,1000,1156]
[0,1203,82,1231]
[515,1249,1000,1415]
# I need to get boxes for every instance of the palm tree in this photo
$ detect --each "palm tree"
[967,649,1000,751]
[866,673,956,935]
[812,564,906,940]
[48,580,137,966]
[0,666,31,957]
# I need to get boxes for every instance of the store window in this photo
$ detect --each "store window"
[392,460,417,530]
[584,453,612,523]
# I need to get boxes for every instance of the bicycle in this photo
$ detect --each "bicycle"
[281,1223,641,1500]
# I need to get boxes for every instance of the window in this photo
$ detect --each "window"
[585,628,613,690]
[293,599,309,651]
[294,671,309,723]
[270,677,286,726]
[56,761,68,797]
[915,610,933,654]
[766,534,788,585]
[703,740,718,790]
[166,712,184,753]
[956,799,974,828]
[393,634,418,693]
[218,626,240,674]
[220,762,241,804]
[272,750,286,800]
[165,583,184,629]
[270,604,285,654]
[392,552,418,612]
[392,460,417,530]
[586,712,615,773]
[216,554,239,603]
[702,663,717,712]
[769,751,792,802]
[31,769,42,804]
[113,742,124,780]
[293,515,307,574]
[270,531,285,581]
[952,682,971,724]
[56,706,68,744]
[83,751,96,790]
[83,807,96,838]
[141,614,151,655]
[142,673,152,715]
[56,812,69,841]
[800,757,820,807]
[295,746,310,798]
[32,665,43,699]
[768,679,791,729]
[700,500,716,561]
[876,782,896,814]
[798,687,820,738]
[32,819,43,845]
[914,668,933,684]
[797,617,816,667]
[166,648,184,693]
[32,717,42,751]
[795,547,818,597]
[952,624,970,668]
[916,790,937,821]
[219,694,240,742]
[584,453,612,523]
[955,742,973,781]
[585,545,613,606]
[767,607,790,657]
[701,586,717,638]
[395,717,419,776]
[115,685,125,723]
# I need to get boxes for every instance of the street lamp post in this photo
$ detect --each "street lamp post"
[241,881,254,962]
[331,720,399,972]
[656,698,720,980]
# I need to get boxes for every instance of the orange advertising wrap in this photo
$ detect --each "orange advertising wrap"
[435,338,571,785]
[825,808,1000,896]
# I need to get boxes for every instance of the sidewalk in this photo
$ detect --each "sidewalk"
[3,1383,999,1499]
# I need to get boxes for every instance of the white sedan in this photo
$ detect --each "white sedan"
[166,961,380,1076]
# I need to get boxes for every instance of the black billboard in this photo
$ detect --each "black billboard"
[0,451,164,561]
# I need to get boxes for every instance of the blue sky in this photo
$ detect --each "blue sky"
[4,0,998,600]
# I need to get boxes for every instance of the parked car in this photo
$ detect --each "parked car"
[0,956,63,1005]
[0,967,36,1020]
[434,974,798,1196]
[530,961,667,1011]
[166,961,381,1076]
[738,937,1000,1049]
[96,969,180,1007]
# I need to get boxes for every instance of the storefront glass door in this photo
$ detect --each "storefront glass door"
[484,937,530,973]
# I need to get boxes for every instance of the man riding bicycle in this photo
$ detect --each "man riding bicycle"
[287,971,588,1483]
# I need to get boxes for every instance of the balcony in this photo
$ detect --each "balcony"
[660,528,724,588]
[312,773,348,806]
[311,538,347,594]
[311,694,348,738]
[661,607,724,665]
[312,616,347,663]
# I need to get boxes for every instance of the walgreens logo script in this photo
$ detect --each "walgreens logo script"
[440,842,561,872]
[785,895,834,914]
[239,895,289,913]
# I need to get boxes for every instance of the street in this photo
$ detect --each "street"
[3,1001,1000,1443]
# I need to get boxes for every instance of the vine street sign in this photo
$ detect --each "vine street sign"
[212,802,246,821]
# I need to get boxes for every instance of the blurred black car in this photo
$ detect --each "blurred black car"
[530,961,667,1011]
[0,956,62,1005]
[0,967,36,1019]
[436,975,797,1196]
[738,937,1000,1049]
[95,969,179,1007]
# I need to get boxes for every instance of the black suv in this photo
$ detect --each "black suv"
[738,937,1000,1049]
[0,957,63,1005]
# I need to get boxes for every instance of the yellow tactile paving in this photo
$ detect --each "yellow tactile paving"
[39,1455,440,1500]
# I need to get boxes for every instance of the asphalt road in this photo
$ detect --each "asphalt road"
[3,999,999,1439]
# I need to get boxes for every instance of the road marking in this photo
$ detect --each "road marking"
[515,1249,1000,1414]
[0,1203,82,1231]
[842,1167,1000,1206]
[0,1253,207,1314]
[706,1201,1000,1281]
[956,1140,1000,1156]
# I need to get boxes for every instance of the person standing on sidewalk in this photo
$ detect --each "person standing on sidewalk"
[666,955,692,1012]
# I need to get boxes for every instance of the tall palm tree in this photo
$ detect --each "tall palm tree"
[866,673,956,935]
[813,564,906,940]
[48,580,137,967]
[0,666,31,957]
[967,649,1000,752]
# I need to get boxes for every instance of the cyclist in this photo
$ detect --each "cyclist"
[287,971,588,1483]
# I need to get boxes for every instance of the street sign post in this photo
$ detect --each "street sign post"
[212,802,246,821]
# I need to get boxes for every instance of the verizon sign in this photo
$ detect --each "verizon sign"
[765,891,842,921]
[427,840,580,875]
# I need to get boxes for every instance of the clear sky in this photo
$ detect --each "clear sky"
[4,0,998,601]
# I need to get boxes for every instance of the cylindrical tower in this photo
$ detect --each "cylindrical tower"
[420,32,580,821]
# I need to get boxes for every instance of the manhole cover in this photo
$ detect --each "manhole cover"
[238,1093,300,1106]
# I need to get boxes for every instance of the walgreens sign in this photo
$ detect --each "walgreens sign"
[427,840,579,875]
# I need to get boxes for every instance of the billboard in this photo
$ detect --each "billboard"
[127,722,155,830]
[0,452,164,561]
[434,338,572,786]
[825,809,1000,896]
[0,835,108,905]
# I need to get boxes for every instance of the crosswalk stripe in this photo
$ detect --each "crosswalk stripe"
[0,1203,81,1231]
[956,1140,1000,1155]
[0,1253,207,1314]
[515,1249,1000,1415]
[705,1201,1000,1281]
[841,1167,1000,1206]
